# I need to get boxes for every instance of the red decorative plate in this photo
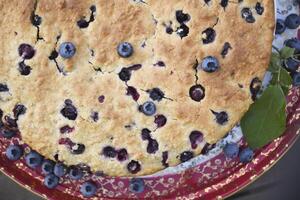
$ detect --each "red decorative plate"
[1,1,300,200]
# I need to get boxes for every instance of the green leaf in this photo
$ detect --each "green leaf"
[268,53,281,73]
[241,85,286,149]
[270,67,292,95]
[280,47,295,59]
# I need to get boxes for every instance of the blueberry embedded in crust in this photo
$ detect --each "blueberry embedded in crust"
[189,84,205,102]
[255,2,264,15]
[117,148,128,161]
[250,77,262,101]
[60,99,78,120]
[70,143,86,155]
[127,160,141,174]
[80,181,97,197]
[18,43,35,60]
[0,127,17,139]
[221,42,232,58]
[148,88,165,101]
[147,139,159,154]
[179,151,194,162]
[201,56,220,73]
[0,83,9,92]
[202,28,216,44]
[175,10,190,24]
[126,86,140,101]
[162,151,169,167]
[141,128,151,140]
[18,61,32,76]
[189,131,204,149]
[13,104,26,119]
[102,146,117,158]
[211,110,229,125]
[176,23,189,38]
[154,114,167,128]
[117,42,134,58]
[44,174,59,189]
[140,101,157,116]
[241,8,255,23]
[59,42,76,59]
[69,166,84,180]
[118,68,132,82]
[25,151,43,169]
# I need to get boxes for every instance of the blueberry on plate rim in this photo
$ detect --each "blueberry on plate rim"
[80,181,97,197]
[6,145,23,161]
[44,174,60,189]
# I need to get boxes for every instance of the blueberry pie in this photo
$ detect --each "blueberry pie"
[0,0,274,176]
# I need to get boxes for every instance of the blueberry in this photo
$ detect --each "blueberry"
[80,182,97,197]
[148,88,164,101]
[285,14,300,29]
[77,19,89,29]
[220,0,228,9]
[255,2,264,15]
[141,101,156,116]
[127,86,140,101]
[275,19,286,35]
[154,114,167,128]
[176,23,189,38]
[59,42,76,59]
[166,26,173,34]
[141,128,151,140]
[241,8,255,23]
[117,148,128,161]
[59,125,74,134]
[49,50,58,60]
[175,10,190,24]
[41,160,55,175]
[18,62,32,76]
[54,163,67,177]
[13,104,26,119]
[223,143,239,158]
[201,56,219,73]
[202,28,216,44]
[31,14,42,26]
[117,42,134,58]
[189,85,205,102]
[293,72,300,86]
[250,77,262,101]
[0,83,9,92]
[239,147,254,163]
[44,174,59,189]
[25,151,43,168]
[6,145,23,161]
[18,44,35,60]
[90,111,99,122]
[129,178,145,193]
[285,58,299,72]
[69,166,83,180]
[98,95,105,103]
[285,38,300,52]
[189,131,204,149]
[127,160,141,174]
[102,146,117,158]
[211,110,228,125]
[60,100,77,120]
[162,151,169,167]
[70,143,85,155]
[221,42,232,58]
[180,151,194,162]
[0,127,17,139]
[4,116,17,128]
[147,139,159,154]
[118,68,131,82]
[201,143,216,154]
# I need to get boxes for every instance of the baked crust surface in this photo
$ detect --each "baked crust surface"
[0,0,274,176]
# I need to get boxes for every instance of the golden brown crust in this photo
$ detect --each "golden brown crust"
[0,0,274,176]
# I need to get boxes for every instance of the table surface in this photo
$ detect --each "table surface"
[1,139,300,200]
